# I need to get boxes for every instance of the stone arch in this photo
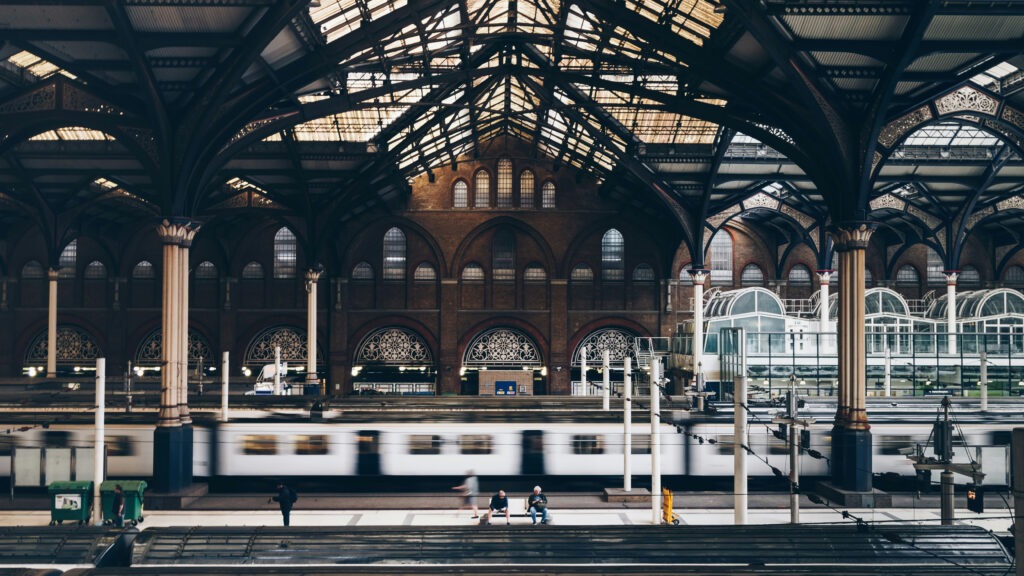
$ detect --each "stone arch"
[243,325,324,369]
[450,216,556,279]
[23,324,102,372]
[134,327,214,369]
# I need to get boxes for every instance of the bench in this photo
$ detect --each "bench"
[481,497,549,524]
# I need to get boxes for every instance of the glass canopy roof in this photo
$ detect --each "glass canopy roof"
[278,0,727,178]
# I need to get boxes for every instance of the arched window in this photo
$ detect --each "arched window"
[1005,265,1024,285]
[474,170,490,208]
[601,229,624,281]
[632,264,655,281]
[788,264,811,286]
[462,263,485,281]
[59,239,77,278]
[571,263,594,281]
[132,260,155,279]
[927,247,945,285]
[865,268,873,287]
[196,261,218,280]
[383,227,406,280]
[273,227,297,279]
[740,264,764,286]
[413,263,436,281]
[84,261,107,279]
[453,180,468,208]
[959,265,981,287]
[242,261,265,279]
[496,159,512,207]
[896,265,920,286]
[352,262,374,280]
[22,260,45,279]
[493,229,515,281]
[524,263,547,282]
[541,181,556,208]
[520,170,535,207]
[709,232,733,285]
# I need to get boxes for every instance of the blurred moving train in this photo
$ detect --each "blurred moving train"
[1,411,1015,486]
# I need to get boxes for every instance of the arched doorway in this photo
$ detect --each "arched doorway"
[243,326,324,382]
[23,325,101,377]
[351,327,435,395]
[571,327,640,396]
[462,327,544,395]
[134,328,214,385]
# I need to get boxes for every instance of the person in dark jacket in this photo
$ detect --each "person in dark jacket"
[269,482,297,526]
[527,485,549,525]
[486,489,510,525]
[111,484,125,527]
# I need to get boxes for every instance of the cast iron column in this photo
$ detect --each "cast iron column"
[305,268,322,390]
[945,271,958,355]
[178,223,198,488]
[830,223,875,491]
[688,269,709,382]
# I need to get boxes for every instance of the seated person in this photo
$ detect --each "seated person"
[486,489,510,525]
[527,485,549,525]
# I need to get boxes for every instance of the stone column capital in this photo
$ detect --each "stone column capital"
[816,270,834,285]
[687,268,709,285]
[157,219,200,247]
[828,222,876,251]
[305,267,323,284]
[944,271,959,286]
[48,268,60,281]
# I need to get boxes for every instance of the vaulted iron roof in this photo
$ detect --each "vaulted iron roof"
[0,0,1022,268]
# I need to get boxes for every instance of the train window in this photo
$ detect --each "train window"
[0,436,12,456]
[459,435,493,455]
[105,435,135,457]
[241,435,278,455]
[43,431,72,446]
[631,435,651,455]
[572,435,604,455]
[715,435,735,455]
[356,432,379,455]
[409,435,442,455]
[295,435,329,455]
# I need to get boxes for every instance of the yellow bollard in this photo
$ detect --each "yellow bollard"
[661,487,679,525]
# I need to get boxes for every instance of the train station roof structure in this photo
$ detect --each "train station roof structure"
[1,0,1023,269]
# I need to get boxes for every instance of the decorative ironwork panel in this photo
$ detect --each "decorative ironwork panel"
[62,84,119,115]
[997,195,1024,212]
[779,203,813,229]
[878,105,932,148]
[135,329,213,367]
[464,328,542,366]
[705,203,740,229]
[966,206,995,230]
[245,326,323,364]
[742,192,779,211]
[25,326,100,365]
[934,87,998,117]
[1002,106,1024,130]
[572,328,639,366]
[906,204,940,230]
[869,193,905,212]
[0,84,57,115]
[355,327,432,365]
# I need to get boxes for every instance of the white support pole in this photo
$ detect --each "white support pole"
[305,269,321,389]
[734,335,748,526]
[651,358,662,525]
[93,357,105,525]
[602,349,610,411]
[221,351,230,422]
[274,345,282,395]
[580,345,588,396]
[789,376,800,524]
[946,272,958,355]
[884,346,892,397]
[1012,428,1024,576]
[980,352,988,412]
[623,356,632,492]
[691,271,707,387]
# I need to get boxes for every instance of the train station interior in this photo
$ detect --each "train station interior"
[1,0,1024,573]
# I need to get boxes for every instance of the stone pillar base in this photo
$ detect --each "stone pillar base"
[180,423,193,489]
[831,428,873,492]
[814,481,892,508]
[603,487,651,503]
[153,426,184,494]
[145,482,209,510]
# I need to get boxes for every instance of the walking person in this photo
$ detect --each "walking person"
[452,469,480,519]
[269,481,298,526]
[527,485,549,525]
[111,484,125,528]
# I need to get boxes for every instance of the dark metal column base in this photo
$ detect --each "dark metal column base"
[153,425,183,494]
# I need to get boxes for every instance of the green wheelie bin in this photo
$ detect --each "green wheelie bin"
[100,480,147,526]
[48,480,93,526]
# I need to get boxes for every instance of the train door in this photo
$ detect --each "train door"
[521,430,545,475]
[356,430,381,475]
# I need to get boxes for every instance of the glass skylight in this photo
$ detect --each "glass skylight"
[4,51,76,81]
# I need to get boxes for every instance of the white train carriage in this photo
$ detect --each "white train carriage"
[377,424,523,477]
[215,421,358,476]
